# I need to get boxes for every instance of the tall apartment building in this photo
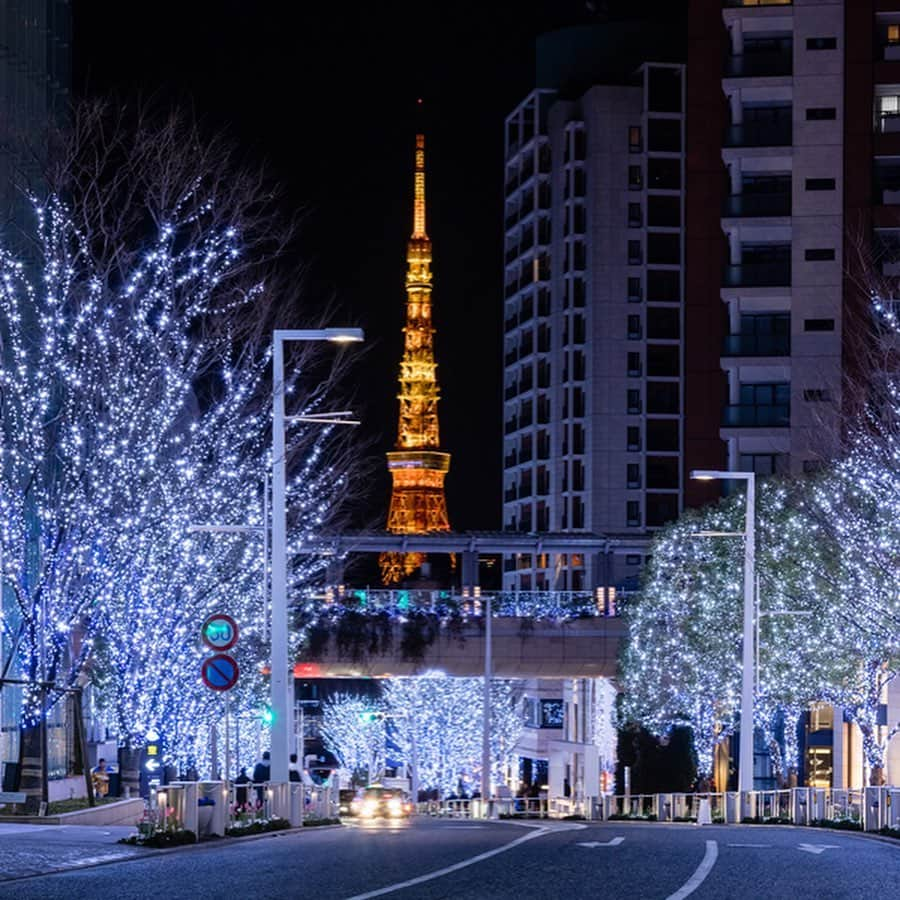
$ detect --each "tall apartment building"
[0,0,71,784]
[0,1,71,252]
[502,22,685,591]
[686,0,898,790]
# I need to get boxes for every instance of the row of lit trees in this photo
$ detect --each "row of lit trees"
[321,676,525,797]
[620,426,900,786]
[0,104,361,805]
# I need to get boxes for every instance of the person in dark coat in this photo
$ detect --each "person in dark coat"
[252,751,270,805]
[234,766,250,808]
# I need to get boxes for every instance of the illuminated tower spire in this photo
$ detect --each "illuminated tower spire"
[381,132,451,583]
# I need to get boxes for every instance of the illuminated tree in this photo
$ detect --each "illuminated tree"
[0,104,361,804]
[384,674,524,798]
[320,694,387,785]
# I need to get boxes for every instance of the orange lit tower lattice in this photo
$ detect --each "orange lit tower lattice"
[381,133,451,583]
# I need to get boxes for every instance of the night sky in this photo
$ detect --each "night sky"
[70,1,627,531]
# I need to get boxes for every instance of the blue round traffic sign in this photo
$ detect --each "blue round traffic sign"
[201,613,239,651]
[201,653,239,692]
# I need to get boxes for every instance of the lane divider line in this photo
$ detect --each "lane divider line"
[666,839,718,900]
[343,826,549,900]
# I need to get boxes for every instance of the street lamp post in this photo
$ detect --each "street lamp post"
[690,469,756,805]
[270,328,363,786]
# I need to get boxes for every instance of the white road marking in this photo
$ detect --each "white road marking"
[342,826,549,900]
[798,843,839,855]
[576,837,625,848]
[666,840,718,900]
[728,843,771,848]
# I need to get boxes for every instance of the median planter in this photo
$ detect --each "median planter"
[225,816,291,837]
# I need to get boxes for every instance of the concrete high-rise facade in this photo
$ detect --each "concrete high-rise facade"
[504,4,900,792]
[0,1,70,251]
[684,0,899,790]
[502,23,684,593]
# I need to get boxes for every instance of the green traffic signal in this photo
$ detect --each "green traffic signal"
[261,706,274,725]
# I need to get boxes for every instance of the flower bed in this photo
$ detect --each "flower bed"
[302,817,340,827]
[225,816,291,837]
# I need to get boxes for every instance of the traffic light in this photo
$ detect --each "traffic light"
[260,705,274,725]
[359,711,384,724]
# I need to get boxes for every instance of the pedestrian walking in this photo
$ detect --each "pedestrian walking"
[252,751,270,805]
[288,753,302,783]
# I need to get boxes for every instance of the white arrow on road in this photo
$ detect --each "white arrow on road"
[798,843,840,855]
[576,837,625,848]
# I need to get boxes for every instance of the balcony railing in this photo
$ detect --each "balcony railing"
[723,261,791,288]
[724,121,792,147]
[722,404,790,427]
[722,193,791,218]
[722,333,791,356]
[724,50,792,78]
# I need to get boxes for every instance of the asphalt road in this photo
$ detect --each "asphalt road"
[0,818,897,899]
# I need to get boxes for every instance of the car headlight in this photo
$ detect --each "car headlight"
[361,800,378,817]
[387,798,403,816]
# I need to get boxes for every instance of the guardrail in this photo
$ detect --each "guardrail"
[146,780,338,839]
[310,589,627,621]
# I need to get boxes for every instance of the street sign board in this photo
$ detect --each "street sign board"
[201,613,239,651]
[201,653,240,692]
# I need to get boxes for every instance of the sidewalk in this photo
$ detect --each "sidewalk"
[0,822,140,881]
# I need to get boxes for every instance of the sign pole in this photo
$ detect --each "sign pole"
[225,692,231,811]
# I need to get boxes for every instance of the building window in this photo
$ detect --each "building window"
[626,463,641,489]
[625,553,642,566]
[627,426,641,451]
[806,107,836,121]
[646,345,679,377]
[627,277,642,302]
[647,233,680,265]
[805,248,835,261]
[627,351,642,376]
[628,165,643,190]
[646,269,681,302]
[647,157,681,190]
[646,493,679,528]
[646,307,680,339]
[648,118,681,153]
[646,381,679,414]
[806,37,837,51]
[572,496,585,528]
[738,453,788,476]
[646,419,679,452]
[627,314,642,339]
[628,125,642,152]
[573,128,586,161]
[628,203,642,227]
[806,177,836,191]
[626,501,641,527]
[804,318,835,331]
[627,388,642,414]
[628,240,643,265]
[889,24,900,45]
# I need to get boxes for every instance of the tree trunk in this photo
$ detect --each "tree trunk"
[869,765,885,786]
[16,722,45,814]
[787,771,798,789]
[118,745,142,798]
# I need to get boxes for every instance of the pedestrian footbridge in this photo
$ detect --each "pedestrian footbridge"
[294,590,626,678]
